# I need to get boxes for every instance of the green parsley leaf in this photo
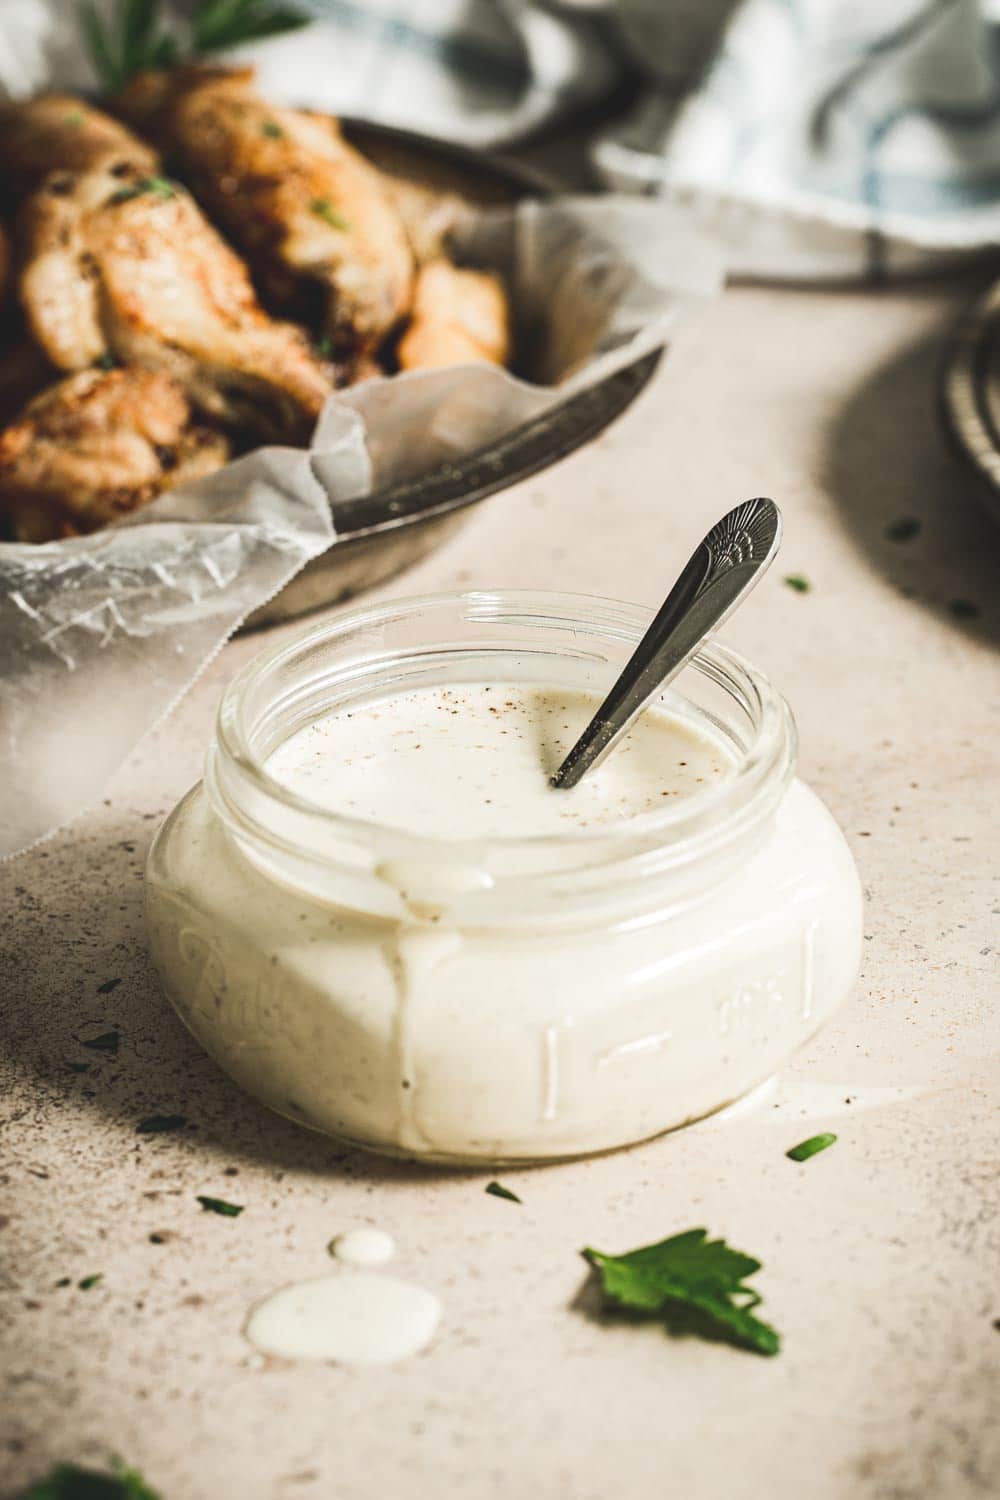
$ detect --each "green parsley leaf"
[189,0,306,52]
[260,120,284,139]
[80,1030,120,1053]
[120,0,158,71]
[786,1132,837,1162]
[109,176,176,206]
[193,1,309,53]
[79,0,123,90]
[485,1181,521,1204]
[309,197,350,231]
[79,0,307,89]
[78,1273,103,1290]
[783,574,811,594]
[196,1195,243,1217]
[19,1459,161,1499]
[885,516,921,543]
[136,1115,187,1134]
[583,1228,780,1356]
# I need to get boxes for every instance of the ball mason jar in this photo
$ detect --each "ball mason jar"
[145,590,863,1164]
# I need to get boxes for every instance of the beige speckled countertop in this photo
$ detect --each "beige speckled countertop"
[3,275,999,1500]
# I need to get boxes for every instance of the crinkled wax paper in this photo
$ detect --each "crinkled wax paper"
[0,41,724,858]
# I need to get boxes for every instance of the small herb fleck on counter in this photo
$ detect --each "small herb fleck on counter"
[886,516,921,542]
[80,1030,120,1052]
[783,574,811,594]
[786,1132,837,1163]
[78,1274,103,1290]
[583,1228,780,1356]
[196,1195,243,1217]
[19,1458,161,1499]
[96,978,121,994]
[136,1115,187,1135]
[485,1181,521,1204]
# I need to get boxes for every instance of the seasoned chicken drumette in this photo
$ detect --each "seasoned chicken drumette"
[116,67,414,368]
[398,260,511,373]
[0,94,157,203]
[375,174,468,269]
[1,224,56,424]
[0,367,229,542]
[16,159,332,441]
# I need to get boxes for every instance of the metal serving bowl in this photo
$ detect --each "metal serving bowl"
[941,275,1000,528]
[246,120,662,627]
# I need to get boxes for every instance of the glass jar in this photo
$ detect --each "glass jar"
[145,590,863,1164]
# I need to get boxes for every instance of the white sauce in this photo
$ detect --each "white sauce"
[330,1227,396,1267]
[266,684,731,839]
[245,1270,440,1365]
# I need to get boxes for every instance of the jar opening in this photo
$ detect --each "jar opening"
[208,591,796,906]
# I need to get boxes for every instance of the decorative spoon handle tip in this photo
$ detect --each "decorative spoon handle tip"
[550,498,782,791]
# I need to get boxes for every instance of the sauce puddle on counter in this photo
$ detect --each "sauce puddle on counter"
[265,683,732,839]
[245,1230,441,1366]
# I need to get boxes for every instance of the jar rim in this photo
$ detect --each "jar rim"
[211,589,797,876]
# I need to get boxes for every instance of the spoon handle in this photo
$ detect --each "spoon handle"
[550,497,782,790]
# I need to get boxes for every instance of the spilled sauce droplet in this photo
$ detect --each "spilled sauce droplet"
[330,1227,396,1267]
[246,1271,440,1366]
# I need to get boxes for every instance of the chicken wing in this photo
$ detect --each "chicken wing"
[0,94,156,204]
[0,367,229,542]
[116,67,414,367]
[378,175,468,267]
[398,260,511,373]
[0,314,56,425]
[16,159,332,441]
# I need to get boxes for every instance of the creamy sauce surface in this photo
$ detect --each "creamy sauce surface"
[266,683,732,839]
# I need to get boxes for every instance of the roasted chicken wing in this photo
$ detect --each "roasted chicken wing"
[116,68,414,367]
[0,316,56,426]
[0,94,157,203]
[0,367,229,542]
[16,159,332,440]
[379,176,468,267]
[398,260,511,373]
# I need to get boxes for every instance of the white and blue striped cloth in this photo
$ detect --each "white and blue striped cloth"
[4,0,1000,276]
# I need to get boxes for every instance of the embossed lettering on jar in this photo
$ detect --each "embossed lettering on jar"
[145,591,864,1164]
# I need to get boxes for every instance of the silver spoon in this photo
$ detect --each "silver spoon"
[550,497,782,790]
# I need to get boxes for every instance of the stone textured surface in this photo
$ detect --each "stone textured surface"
[2,275,999,1500]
